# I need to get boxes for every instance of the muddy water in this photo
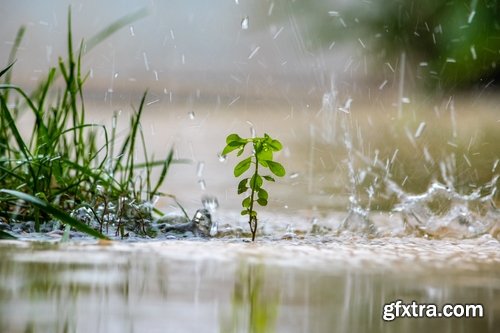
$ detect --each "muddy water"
[1,237,499,333]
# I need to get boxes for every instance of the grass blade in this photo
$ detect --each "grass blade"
[0,229,17,240]
[0,189,109,240]
[151,148,174,199]
[0,62,16,79]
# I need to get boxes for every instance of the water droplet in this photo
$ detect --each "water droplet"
[188,111,195,120]
[470,45,477,60]
[328,11,339,17]
[143,52,150,71]
[467,10,476,24]
[129,26,135,36]
[198,179,206,190]
[217,153,227,162]
[202,195,219,213]
[248,46,260,60]
[113,72,119,78]
[322,93,334,109]
[241,16,249,30]
[282,224,296,239]
[289,172,299,179]
[210,220,218,237]
[272,26,284,39]
[196,161,205,178]
[414,122,426,138]
[268,3,274,16]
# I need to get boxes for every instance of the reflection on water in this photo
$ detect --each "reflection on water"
[0,239,498,333]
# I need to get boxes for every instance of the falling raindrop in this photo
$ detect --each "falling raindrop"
[470,45,477,60]
[146,99,159,106]
[268,2,274,16]
[246,121,256,138]
[414,122,426,138]
[289,172,299,179]
[248,46,260,60]
[197,161,205,178]
[188,111,195,120]
[241,16,249,30]
[273,26,283,39]
[492,159,499,172]
[143,52,150,71]
[129,26,135,36]
[198,179,206,190]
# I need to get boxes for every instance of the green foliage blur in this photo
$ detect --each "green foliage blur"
[289,0,500,90]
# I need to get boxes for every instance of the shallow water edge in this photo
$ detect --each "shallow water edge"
[1,236,499,333]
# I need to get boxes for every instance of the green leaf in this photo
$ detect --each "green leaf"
[258,188,268,200]
[242,196,251,208]
[257,148,272,161]
[263,175,275,182]
[222,144,239,156]
[0,189,109,240]
[0,62,16,79]
[222,138,247,156]
[258,159,268,167]
[268,139,283,151]
[249,174,263,189]
[257,198,268,206]
[238,178,249,194]
[226,133,242,144]
[0,229,17,240]
[234,156,252,177]
[241,209,249,216]
[266,160,286,177]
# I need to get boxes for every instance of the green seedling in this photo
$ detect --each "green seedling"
[222,133,286,241]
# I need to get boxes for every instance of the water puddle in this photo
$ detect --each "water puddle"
[1,237,499,333]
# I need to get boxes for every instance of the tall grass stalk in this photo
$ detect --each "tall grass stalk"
[0,8,180,239]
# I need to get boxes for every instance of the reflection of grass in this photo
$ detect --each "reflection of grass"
[0,8,180,238]
[221,264,280,333]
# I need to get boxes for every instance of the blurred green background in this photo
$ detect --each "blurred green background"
[1,0,498,101]
[286,0,500,91]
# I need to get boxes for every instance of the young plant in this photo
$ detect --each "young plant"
[222,133,285,241]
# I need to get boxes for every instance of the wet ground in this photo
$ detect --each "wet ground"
[1,235,499,333]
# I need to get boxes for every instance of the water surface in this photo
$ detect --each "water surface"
[1,236,498,333]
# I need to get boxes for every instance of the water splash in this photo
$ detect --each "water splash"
[202,195,219,213]
[338,101,376,234]
[388,176,499,238]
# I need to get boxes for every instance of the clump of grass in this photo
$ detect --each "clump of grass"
[0,8,180,239]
